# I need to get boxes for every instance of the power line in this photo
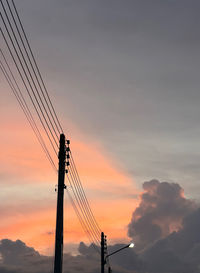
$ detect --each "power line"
[0,17,58,155]
[68,160,101,240]
[0,0,103,251]
[11,0,63,133]
[70,152,101,233]
[5,0,61,137]
[66,186,100,254]
[0,1,59,146]
[66,176,101,254]
[68,168,100,245]
[0,50,57,172]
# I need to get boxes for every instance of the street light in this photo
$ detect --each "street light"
[101,232,135,273]
[104,242,135,273]
[105,242,135,260]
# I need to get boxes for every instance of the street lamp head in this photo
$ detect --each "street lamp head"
[105,242,135,261]
[129,243,135,248]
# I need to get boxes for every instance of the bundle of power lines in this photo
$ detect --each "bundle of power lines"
[0,0,101,253]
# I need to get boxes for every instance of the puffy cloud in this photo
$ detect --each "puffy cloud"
[141,208,200,273]
[78,242,99,257]
[0,239,51,273]
[0,239,40,266]
[127,179,200,273]
[107,244,143,272]
[128,179,196,250]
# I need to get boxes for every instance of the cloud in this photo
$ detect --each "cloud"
[0,239,135,273]
[141,208,200,273]
[1,180,200,273]
[127,179,200,273]
[107,244,143,272]
[78,242,98,257]
[0,239,51,273]
[128,179,196,250]
[0,239,52,273]
[0,239,40,266]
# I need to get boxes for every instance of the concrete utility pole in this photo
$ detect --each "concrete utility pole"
[54,134,66,273]
[101,232,105,273]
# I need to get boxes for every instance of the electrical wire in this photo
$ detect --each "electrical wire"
[0,51,57,172]
[5,0,61,138]
[0,22,58,155]
[70,152,101,234]
[11,0,63,133]
[0,0,103,254]
[68,168,100,245]
[68,160,101,240]
[0,1,59,147]
[66,185,100,254]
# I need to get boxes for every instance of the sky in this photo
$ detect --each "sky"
[1,0,200,272]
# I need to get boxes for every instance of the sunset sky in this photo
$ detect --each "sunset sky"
[1,0,200,260]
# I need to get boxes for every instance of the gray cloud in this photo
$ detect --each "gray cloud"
[0,239,135,273]
[128,180,196,250]
[106,244,143,272]
[0,239,51,273]
[0,239,40,266]
[141,208,200,273]
[127,179,200,272]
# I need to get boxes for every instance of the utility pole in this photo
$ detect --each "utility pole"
[101,232,105,273]
[101,233,111,273]
[54,134,66,273]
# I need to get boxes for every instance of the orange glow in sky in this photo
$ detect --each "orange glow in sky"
[0,89,139,255]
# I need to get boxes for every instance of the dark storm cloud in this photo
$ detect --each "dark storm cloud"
[128,180,196,249]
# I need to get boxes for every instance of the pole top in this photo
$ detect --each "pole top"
[60,133,65,140]
[60,134,66,146]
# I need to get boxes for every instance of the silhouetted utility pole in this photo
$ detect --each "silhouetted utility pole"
[101,232,105,273]
[101,233,111,273]
[54,134,66,273]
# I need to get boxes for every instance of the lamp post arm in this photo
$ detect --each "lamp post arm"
[105,244,129,262]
